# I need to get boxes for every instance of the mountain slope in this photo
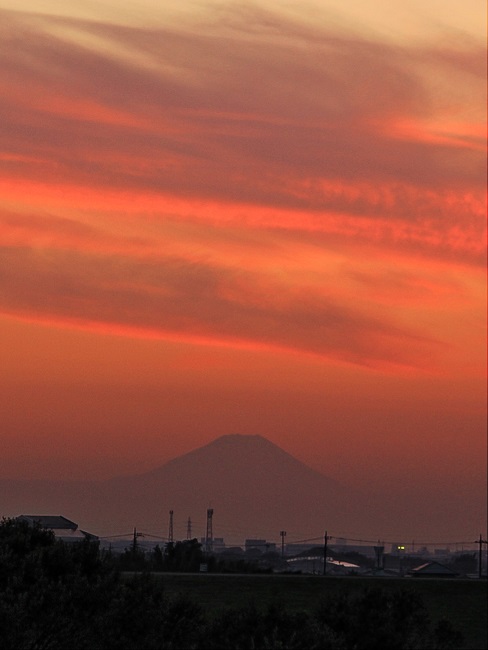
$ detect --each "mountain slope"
[0,434,361,542]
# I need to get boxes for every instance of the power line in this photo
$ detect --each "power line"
[96,526,484,551]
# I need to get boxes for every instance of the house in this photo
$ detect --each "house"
[244,539,276,552]
[408,561,458,578]
[286,556,363,575]
[17,515,98,543]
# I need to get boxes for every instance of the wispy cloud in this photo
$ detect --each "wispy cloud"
[0,245,444,369]
[0,5,484,370]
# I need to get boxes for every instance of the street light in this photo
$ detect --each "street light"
[397,545,405,576]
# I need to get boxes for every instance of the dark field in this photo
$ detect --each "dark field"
[154,573,487,649]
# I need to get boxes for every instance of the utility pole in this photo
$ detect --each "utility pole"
[132,527,137,555]
[475,534,487,579]
[132,527,143,555]
[168,510,174,544]
[323,531,331,576]
[374,541,385,574]
[280,530,287,558]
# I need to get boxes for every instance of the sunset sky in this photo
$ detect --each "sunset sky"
[0,0,486,539]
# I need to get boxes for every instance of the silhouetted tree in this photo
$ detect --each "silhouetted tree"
[448,553,477,575]
[314,587,464,650]
[162,539,204,572]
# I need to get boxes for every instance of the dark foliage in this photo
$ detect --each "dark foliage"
[448,553,477,575]
[205,601,345,649]
[314,587,463,650]
[116,539,205,573]
[0,518,465,649]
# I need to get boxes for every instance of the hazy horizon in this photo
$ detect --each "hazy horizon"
[2,433,485,545]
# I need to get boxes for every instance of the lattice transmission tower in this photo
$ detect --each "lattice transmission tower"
[186,517,192,540]
[205,508,214,553]
[168,510,174,544]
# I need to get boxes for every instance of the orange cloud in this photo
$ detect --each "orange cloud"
[0,233,462,373]
[0,5,484,376]
[0,175,485,262]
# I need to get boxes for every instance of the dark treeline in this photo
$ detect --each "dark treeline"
[119,537,206,573]
[0,518,464,649]
[118,538,281,574]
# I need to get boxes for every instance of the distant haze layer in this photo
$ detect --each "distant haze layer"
[0,435,484,545]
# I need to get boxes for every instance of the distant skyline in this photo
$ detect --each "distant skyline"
[0,1,486,539]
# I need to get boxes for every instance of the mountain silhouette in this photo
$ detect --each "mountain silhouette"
[0,434,365,543]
